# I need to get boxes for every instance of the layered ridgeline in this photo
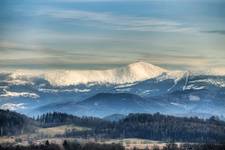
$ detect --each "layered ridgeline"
[1,109,225,143]
[0,61,177,86]
[0,61,225,117]
[2,61,225,86]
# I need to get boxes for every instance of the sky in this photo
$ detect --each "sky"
[0,0,225,70]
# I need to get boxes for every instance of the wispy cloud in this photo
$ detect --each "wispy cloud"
[37,8,194,33]
[0,41,43,51]
[203,30,225,35]
[129,52,223,70]
[54,0,146,2]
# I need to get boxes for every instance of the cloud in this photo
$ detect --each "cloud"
[126,52,210,69]
[37,9,194,33]
[202,30,225,35]
[54,0,146,2]
[0,103,26,111]
[0,41,43,51]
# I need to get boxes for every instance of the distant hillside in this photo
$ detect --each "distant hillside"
[66,113,225,143]
[103,114,126,122]
[73,93,161,117]
[37,112,108,128]
[1,110,225,143]
[0,109,38,136]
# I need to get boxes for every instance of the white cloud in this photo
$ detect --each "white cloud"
[0,103,26,111]
[54,0,143,2]
[37,9,194,33]
[0,41,42,50]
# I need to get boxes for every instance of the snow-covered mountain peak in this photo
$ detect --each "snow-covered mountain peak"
[127,61,167,73]
[122,61,168,82]
[4,62,168,86]
[7,61,225,87]
[43,61,168,86]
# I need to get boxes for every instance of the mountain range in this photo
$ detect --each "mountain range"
[0,61,225,118]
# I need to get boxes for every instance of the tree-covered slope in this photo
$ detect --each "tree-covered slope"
[0,109,38,136]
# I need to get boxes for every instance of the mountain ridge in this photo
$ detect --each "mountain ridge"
[1,61,225,87]
[3,61,180,86]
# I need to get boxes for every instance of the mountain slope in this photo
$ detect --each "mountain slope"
[61,93,163,117]
[0,109,38,136]
[0,61,225,118]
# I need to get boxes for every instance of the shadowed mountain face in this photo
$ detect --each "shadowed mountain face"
[74,93,161,117]
[0,62,225,118]
[36,93,163,117]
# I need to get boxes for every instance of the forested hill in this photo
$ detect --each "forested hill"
[92,113,225,143]
[36,112,108,128]
[0,109,38,136]
[1,109,225,143]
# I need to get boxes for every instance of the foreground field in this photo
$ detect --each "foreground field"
[0,135,168,150]
[0,123,166,149]
[38,125,90,137]
[1,137,225,150]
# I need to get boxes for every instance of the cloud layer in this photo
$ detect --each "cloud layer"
[37,8,193,33]
[0,0,225,70]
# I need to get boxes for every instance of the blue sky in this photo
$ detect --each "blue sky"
[0,0,225,70]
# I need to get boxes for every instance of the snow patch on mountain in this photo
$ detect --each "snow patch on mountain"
[38,88,90,93]
[157,71,186,83]
[185,84,205,90]
[1,89,39,99]
[189,79,225,88]
[115,83,137,88]
[5,79,32,85]
[0,103,26,111]
[189,95,200,101]
[116,88,131,92]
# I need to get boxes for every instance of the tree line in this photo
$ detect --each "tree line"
[65,113,225,143]
[1,109,225,143]
[36,112,108,128]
